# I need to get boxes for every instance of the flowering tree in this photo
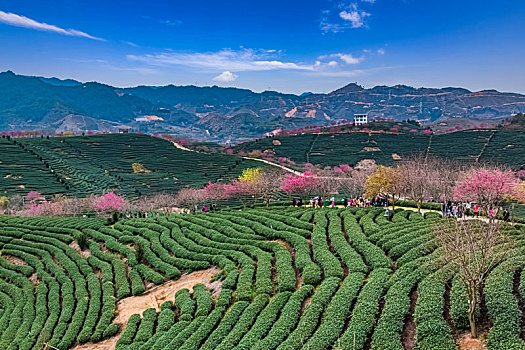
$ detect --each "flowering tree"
[339,164,352,172]
[453,167,521,217]
[224,179,251,207]
[281,171,319,200]
[93,192,125,213]
[364,166,402,209]
[0,196,8,213]
[25,191,42,203]
[203,182,235,207]
[27,202,64,216]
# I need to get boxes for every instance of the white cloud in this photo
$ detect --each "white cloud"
[213,71,238,83]
[338,53,363,64]
[308,69,364,77]
[377,48,385,55]
[321,2,373,33]
[339,8,370,28]
[122,41,139,47]
[319,53,364,65]
[127,48,316,72]
[328,60,338,67]
[0,10,104,40]
[160,19,182,26]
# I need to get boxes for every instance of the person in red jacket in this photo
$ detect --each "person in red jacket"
[473,203,479,217]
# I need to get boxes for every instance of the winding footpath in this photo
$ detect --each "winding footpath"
[171,141,301,175]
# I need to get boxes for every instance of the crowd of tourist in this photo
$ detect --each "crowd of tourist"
[291,196,513,222]
[292,195,388,209]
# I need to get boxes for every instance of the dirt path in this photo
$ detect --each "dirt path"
[240,156,302,175]
[71,266,221,350]
[443,280,457,338]
[512,269,525,341]
[364,294,386,350]
[401,288,418,350]
[475,130,495,163]
[306,133,320,164]
[171,138,301,175]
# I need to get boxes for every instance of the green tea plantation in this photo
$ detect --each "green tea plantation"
[0,134,262,197]
[235,129,525,169]
[0,207,523,349]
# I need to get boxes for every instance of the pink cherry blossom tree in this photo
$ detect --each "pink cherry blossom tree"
[281,171,319,200]
[93,192,125,213]
[339,164,352,173]
[203,182,234,207]
[453,167,521,217]
[25,191,42,203]
[27,201,64,217]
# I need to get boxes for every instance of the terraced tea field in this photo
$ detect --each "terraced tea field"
[0,134,262,197]
[235,129,525,169]
[0,207,524,349]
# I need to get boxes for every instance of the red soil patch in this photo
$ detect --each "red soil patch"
[71,266,221,350]
[457,333,487,350]
[3,255,26,266]
[113,266,221,324]
[69,241,91,258]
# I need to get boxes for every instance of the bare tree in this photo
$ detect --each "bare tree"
[58,196,87,216]
[135,193,177,212]
[335,169,368,198]
[400,154,444,212]
[434,219,509,338]
[6,194,24,214]
[176,188,205,213]
[427,158,461,213]
[254,169,285,206]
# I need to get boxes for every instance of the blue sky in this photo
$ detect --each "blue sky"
[0,0,524,94]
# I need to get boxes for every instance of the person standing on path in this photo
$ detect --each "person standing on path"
[503,209,510,222]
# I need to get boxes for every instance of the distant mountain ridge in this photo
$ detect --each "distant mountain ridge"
[1,71,524,142]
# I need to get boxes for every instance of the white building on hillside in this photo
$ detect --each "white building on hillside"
[354,114,368,125]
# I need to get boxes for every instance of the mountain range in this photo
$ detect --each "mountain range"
[1,70,524,143]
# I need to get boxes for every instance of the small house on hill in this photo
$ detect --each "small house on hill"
[354,114,368,125]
